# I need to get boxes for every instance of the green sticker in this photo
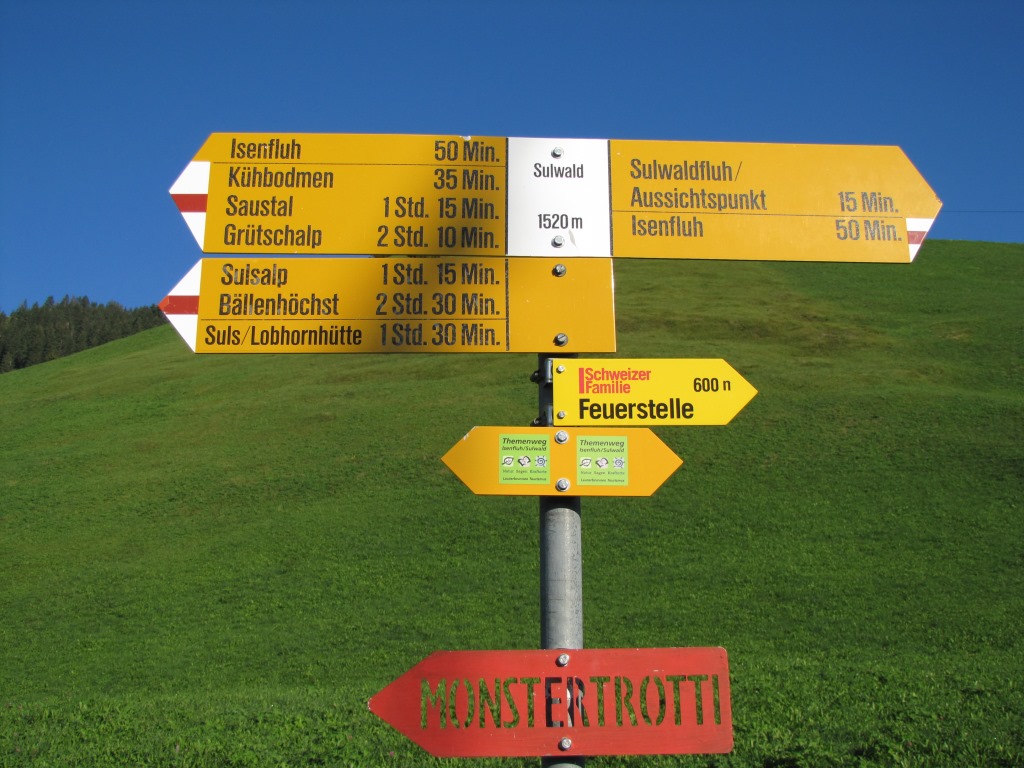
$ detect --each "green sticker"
[577,435,628,486]
[499,433,551,485]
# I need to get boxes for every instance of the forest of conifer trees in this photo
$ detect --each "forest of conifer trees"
[0,296,166,373]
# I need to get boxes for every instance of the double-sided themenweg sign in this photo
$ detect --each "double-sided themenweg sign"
[159,256,615,354]
[171,133,941,263]
[369,647,733,758]
[441,426,681,497]
[552,358,757,426]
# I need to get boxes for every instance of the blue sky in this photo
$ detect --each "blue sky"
[1,0,1021,312]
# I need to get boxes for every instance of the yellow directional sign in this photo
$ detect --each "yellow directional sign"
[552,359,757,426]
[172,133,941,263]
[441,426,682,497]
[171,134,507,257]
[609,141,941,263]
[159,257,615,354]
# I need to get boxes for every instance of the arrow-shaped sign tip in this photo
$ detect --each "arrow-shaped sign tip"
[906,217,936,262]
[170,161,210,249]
[159,261,203,352]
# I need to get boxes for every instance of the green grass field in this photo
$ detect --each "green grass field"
[1,241,1021,767]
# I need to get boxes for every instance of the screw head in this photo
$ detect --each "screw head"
[551,147,564,158]
[556,410,567,420]
[554,333,569,347]
[551,235,565,248]
[558,737,573,751]
[555,478,571,492]
[552,263,567,277]
[554,430,569,444]
[556,653,570,667]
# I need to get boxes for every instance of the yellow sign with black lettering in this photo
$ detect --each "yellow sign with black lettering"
[173,133,507,256]
[552,358,757,426]
[608,140,940,263]
[159,256,616,354]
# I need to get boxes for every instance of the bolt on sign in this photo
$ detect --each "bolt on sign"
[159,256,615,354]
[552,358,757,426]
[441,426,682,497]
[369,648,733,758]
[171,132,941,263]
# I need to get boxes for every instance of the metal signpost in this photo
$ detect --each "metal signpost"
[163,132,942,765]
[535,352,586,768]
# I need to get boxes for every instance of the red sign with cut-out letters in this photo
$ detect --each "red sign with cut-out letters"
[369,647,732,758]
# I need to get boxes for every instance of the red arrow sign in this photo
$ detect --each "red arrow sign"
[369,648,732,758]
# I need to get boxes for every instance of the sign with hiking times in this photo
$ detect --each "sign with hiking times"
[552,358,757,426]
[369,647,733,758]
[441,426,681,497]
[158,256,615,354]
[171,132,941,263]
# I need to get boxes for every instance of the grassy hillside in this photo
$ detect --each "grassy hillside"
[1,241,1021,767]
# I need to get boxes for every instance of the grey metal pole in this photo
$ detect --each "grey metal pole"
[540,495,583,651]
[537,354,585,768]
